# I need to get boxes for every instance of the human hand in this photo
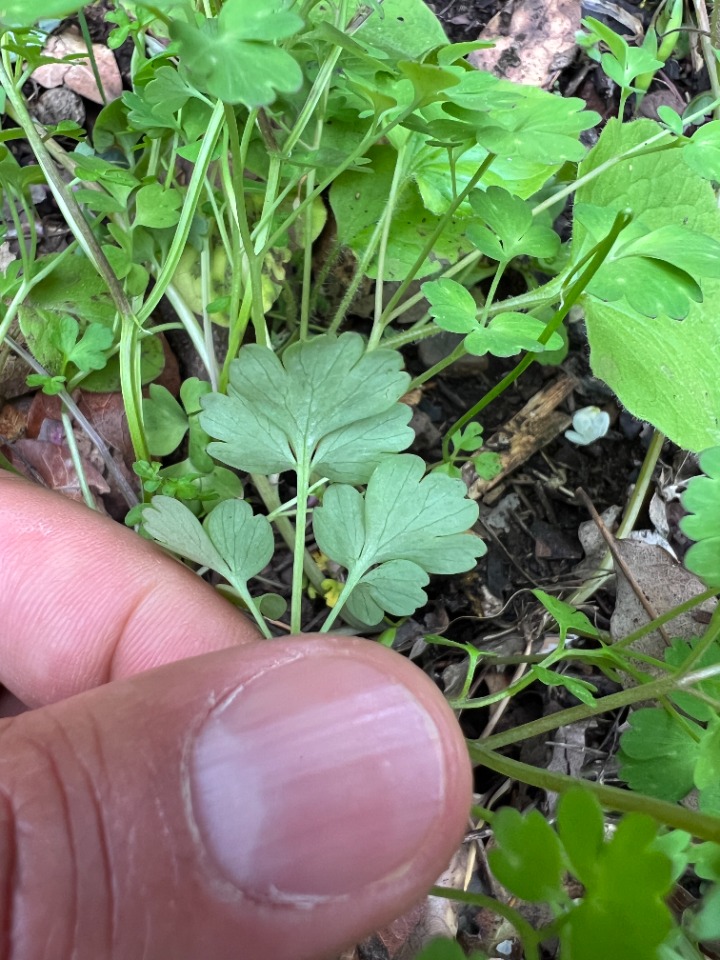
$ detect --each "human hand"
[0,474,471,960]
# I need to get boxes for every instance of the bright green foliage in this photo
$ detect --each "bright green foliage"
[444,71,599,165]
[665,636,720,722]
[330,146,470,280]
[200,334,413,483]
[414,938,486,960]
[681,447,720,587]
[0,0,84,26]
[313,455,485,624]
[143,379,213,470]
[560,800,673,960]
[575,204,720,319]
[533,590,600,647]
[134,182,182,229]
[684,120,720,181]
[344,0,448,60]
[619,708,700,803]
[575,119,720,451]
[489,789,674,960]
[489,807,565,902]
[580,17,663,110]
[466,187,560,261]
[170,0,303,107]
[423,278,563,358]
[619,635,720,812]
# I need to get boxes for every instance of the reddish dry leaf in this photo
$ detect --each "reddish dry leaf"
[33,29,122,105]
[10,438,110,501]
[26,390,63,439]
[77,391,133,464]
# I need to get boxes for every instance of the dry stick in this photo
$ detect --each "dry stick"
[575,486,672,647]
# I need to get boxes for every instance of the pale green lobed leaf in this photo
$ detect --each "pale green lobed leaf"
[201,334,413,481]
[142,495,228,575]
[346,560,429,625]
[574,118,720,451]
[205,500,274,585]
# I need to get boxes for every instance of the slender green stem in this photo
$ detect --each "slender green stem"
[299,168,317,340]
[472,744,720,841]
[613,588,719,651]
[407,341,467,391]
[291,463,311,633]
[368,143,408,347]
[532,96,720,219]
[61,410,97,510]
[475,663,720,752]
[251,474,326,591]
[327,215,386,336]
[224,104,269,348]
[77,10,107,105]
[441,209,632,461]
[232,582,272,639]
[320,569,363,633]
[373,153,497,340]
[137,100,225,325]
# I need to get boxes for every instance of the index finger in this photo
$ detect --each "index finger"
[0,474,260,707]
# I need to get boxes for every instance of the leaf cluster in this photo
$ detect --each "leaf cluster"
[489,789,674,960]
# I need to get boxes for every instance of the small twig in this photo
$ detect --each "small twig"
[575,486,671,646]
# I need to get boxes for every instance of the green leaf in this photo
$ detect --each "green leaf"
[345,559,430,624]
[142,495,229,575]
[204,499,274,585]
[488,807,565,902]
[171,0,303,107]
[68,323,113,372]
[314,455,485,623]
[200,334,413,482]
[534,666,598,705]
[465,312,562,358]
[557,789,604,887]
[344,0,447,59]
[445,71,599,165]
[330,146,471,280]
[467,187,560,261]
[681,446,720,587]
[472,451,502,480]
[684,119,720,181]
[561,813,673,960]
[0,0,85,27]
[25,373,66,395]
[143,385,189,457]
[142,495,272,588]
[134,182,182,229]
[532,589,600,646]
[81,333,165,393]
[574,118,720,451]
[665,635,720,721]
[422,278,477,333]
[618,707,700,802]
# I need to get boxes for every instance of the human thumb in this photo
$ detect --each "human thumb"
[2,634,471,960]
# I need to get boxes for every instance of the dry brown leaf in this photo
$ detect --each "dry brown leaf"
[471,0,581,87]
[10,438,109,501]
[610,538,717,664]
[33,29,122,105]
[78,391,133,464]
